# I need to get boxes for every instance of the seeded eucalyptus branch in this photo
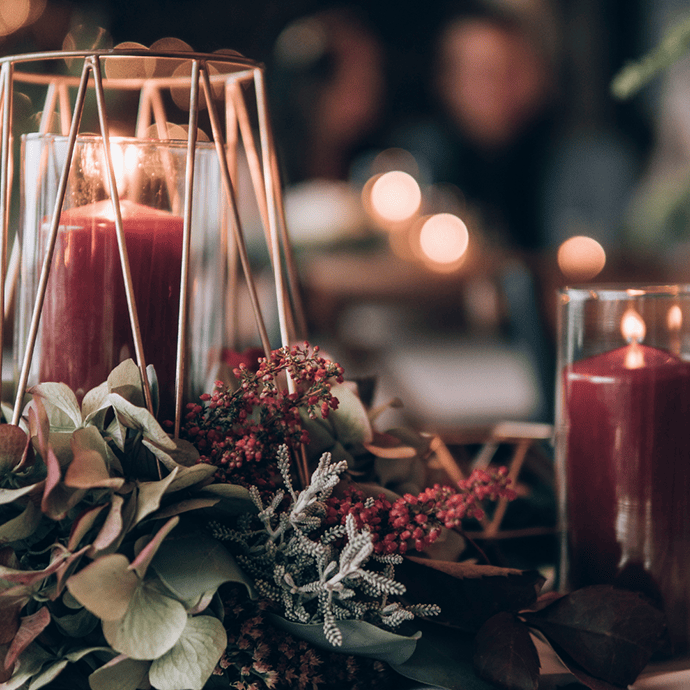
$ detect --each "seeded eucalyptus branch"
[209,446,440,646]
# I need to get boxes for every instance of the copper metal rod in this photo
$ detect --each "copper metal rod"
[135,81,153,137]
[269,123,308,341]
[91,55,154,415]
[58,81,70,135]
[174,59,200,439]
[254,69,308,341]
[230,83,272,255]
[12,61,91,425]
[254,69,290,350]
[223,81,239,350]
[38,81,58,134]
[200,65,272,360]
[0,62,11,400]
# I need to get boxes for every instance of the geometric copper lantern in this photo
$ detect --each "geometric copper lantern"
[0,47,305,435]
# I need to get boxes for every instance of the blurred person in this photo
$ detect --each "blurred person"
[270,5,387,183]
[389,0,559,250]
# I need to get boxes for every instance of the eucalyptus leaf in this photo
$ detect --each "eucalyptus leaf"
[67,503,107,551]
[198,483,256,516]
[5,606,51,671]
[327,381,374,446]
[131,469,179,526]
[166,460,215,492]
[390,620,495,690]
[474,612,540,690]
[106,393,174,450]
[130,516,179,579]
[40,441,86,520]
[268,614,420,665]
[88,495,125,557]
[102,581,187,659]
[142,437,200,472]
[146,364,160,417]
[151,527,254,601]
[64,428,124,490]
[27,647,115,690]
[0,500,42,544]
[299,413,337,458]
[46,431,78,468]
[0,484,39,505]
[52,606,99,637]
[149,615,227,690]
[25,658,69,690]
[150,497,220,520]
[0,642,54,690]
[0,552,70,586]
[66,553,139,621]
[29,383,82,430]
[88,654,151,690]
[105,414,126,452]
[81,380,110,423]
[108,359,145,400]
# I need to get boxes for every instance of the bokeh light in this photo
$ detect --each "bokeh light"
[557,235,606,282]
[368,170,421,224]
[418,213,469,268]
[0,0,31,37]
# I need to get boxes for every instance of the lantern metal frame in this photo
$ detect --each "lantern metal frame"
[0,48,306,437]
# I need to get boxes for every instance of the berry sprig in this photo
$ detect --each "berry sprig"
[324,467,516,556]
[183,343,344,486]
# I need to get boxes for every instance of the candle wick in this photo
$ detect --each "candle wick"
[625,339,645,368]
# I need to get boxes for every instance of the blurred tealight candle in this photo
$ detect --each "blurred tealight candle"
[417,213,469,271]
[367,170,421,225]
[557,235,606,281]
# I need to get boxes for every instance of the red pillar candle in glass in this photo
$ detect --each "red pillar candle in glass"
[564,306,690,653]
[39,198,184,415]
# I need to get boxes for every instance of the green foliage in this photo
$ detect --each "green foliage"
[0,360,252,690]
[0,355,671,690]
[612,13,690,98]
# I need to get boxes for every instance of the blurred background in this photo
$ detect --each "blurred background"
[5,0,690,434]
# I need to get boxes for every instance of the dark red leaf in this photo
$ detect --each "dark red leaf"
[398,557,545,631]
[522,585,666,688]
[474,612,540,690]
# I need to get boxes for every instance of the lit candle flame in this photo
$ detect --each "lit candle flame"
[621,308,645,343]
[622,308,645,368]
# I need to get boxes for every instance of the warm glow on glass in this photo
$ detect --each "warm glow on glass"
[419,213,469,264]
[622,308,645,343]
[557,236,606,281]
[668,304,682,331]
[370,171,421,223]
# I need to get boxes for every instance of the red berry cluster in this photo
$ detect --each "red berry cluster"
[324,467,516,555]
[183,343,344,486]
